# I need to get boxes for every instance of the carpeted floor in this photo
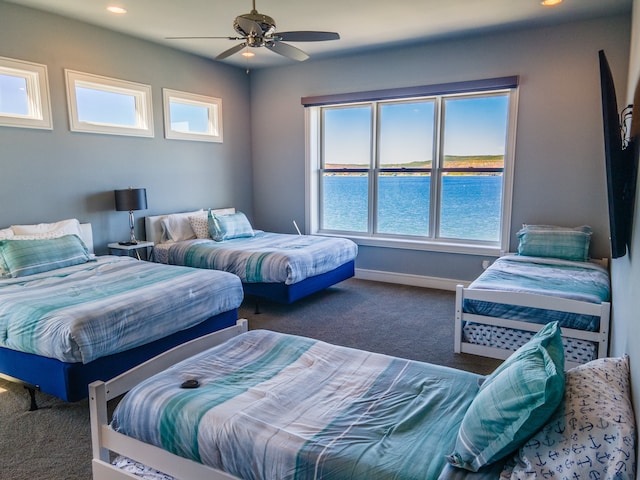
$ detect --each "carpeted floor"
[240,278,501,374]
[0,278,500,479]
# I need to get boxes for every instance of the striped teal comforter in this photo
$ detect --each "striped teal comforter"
[0,256,243,363]
[464,255,610,331]
[112,330,483,480]
[161,232,358,285]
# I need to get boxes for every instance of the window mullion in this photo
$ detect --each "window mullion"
[431,97,444,239]
[370,102,378,235]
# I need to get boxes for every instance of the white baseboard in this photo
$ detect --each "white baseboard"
[354,268,468,291]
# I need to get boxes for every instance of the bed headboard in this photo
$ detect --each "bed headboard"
[145,208,236,244]
[79,223,94,254]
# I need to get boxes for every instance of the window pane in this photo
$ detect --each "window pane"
[0,58,52,130]
[169,101,209,133]
[442,95,508,168]
[76,86,137,126]
[440,94,508,241]
[378,174,430,235]
[323,106,371,168]
[321,173,368,232]
[0,73,29,116]
[439,174,503,241]
[379,101,434,168]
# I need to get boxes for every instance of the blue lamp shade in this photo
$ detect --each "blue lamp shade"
[114,188,148,244]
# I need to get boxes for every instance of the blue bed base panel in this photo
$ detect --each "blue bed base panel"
[0,309,238,403]
[242,260,355,304]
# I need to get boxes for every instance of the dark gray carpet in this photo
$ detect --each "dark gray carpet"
[0,278,500,479]
[239,278,501,375]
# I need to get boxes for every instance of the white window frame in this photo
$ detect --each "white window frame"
[162,88,223,143]
[0,56,52,130]
[304,81,518,256]
[64,69,154,137]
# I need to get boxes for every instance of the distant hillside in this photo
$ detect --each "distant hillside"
[325,155,503,170]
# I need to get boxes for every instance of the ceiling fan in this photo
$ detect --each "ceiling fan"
[166,0,340,62]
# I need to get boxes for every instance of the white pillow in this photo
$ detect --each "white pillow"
[159,210,204,243]
[11,232,73,240]
[11,218,82,237]
[0,228,14,240]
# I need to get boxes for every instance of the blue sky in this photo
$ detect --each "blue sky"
[323,94,509,166]
[76,87,137,125]
[0,74,29,115]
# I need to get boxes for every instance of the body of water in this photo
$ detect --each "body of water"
[322,175,502,241]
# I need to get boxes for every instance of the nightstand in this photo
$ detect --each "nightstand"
[108,241,154,261]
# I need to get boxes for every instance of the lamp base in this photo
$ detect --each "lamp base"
[118,241,139,246]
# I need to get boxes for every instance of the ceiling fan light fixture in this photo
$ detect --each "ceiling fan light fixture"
[540,0,562,6]
[106,5,127,14]
[242,51,255,58]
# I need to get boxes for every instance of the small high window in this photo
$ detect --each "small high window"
[163,88,223,142]
[0,56,52,130]
[65,69,153,137]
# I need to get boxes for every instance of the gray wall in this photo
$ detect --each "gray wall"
[609,0,640,468]
[250,15,631,282]
[0,3,253,253]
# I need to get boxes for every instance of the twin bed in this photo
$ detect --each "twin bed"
[0,219,243,406]
[145,209,358,305]
[455,225,612,369]
[89,320,636,480]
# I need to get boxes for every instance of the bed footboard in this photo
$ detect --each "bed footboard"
[454,285,610,370]
[89,320,248,480]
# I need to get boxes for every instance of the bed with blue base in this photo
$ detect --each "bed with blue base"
[89,320,636,480]
[146,209,358,305]
[0,221,244,408]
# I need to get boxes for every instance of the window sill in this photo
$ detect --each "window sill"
[316,232,504,257]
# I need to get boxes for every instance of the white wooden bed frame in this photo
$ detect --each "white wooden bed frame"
[89,319,248,480]
[454,285,611,370]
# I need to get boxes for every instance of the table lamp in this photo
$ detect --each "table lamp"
[114,187,147,245]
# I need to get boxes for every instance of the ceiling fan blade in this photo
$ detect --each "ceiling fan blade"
[276,31,340,42]
[236,16,263,36]
[266,41,309,61]
[216,43,248,60]
[166,36,243,40]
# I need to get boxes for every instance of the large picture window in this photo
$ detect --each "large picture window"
[0,56,52,130]
[305,77,518,254]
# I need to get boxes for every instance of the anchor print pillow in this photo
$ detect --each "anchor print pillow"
[500,356,636,479]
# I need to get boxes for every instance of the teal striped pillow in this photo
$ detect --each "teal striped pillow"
[208,210,255,242]
[0,235,92,278]
[446,322,565,471]
[516,224,592,261]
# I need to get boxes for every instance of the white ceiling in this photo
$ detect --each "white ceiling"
[4,0,633,69]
